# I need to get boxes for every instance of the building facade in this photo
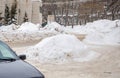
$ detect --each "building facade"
[0,0,42,24]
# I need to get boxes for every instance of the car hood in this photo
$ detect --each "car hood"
[0,60,44,78]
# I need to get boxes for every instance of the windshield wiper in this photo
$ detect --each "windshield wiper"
[0,58,16,62]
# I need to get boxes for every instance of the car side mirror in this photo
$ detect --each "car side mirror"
[19,55,26,60]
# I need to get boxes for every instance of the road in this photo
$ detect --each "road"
[8,38,120,78]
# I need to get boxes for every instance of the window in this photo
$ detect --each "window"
[0,41,18,59]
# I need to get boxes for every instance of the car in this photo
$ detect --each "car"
[0,40,45,78]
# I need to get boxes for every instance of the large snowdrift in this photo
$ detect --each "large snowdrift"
[25,34,99,63]
[0,20,120,45]
[83,20,120,45]
[0,22,58,42]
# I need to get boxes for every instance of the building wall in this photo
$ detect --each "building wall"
[6,0,15,9]
[32,1,42,24]
[48,15,55,24]
[0,0,42,25]
[17,0,32,24]
[0,0,6,17]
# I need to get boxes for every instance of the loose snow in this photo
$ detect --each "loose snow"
[25,34,98,63]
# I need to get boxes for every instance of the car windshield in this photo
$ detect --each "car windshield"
[0,41,19,61]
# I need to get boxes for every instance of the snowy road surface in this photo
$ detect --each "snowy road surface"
[9,41,120,78]
[1,20,120,78]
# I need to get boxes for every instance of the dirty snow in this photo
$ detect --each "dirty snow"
[0,22,59,42]
[25,34,99,63]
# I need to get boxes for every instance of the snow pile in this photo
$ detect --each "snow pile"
[0,24,19,42]
[0,20,120,45]
[85,20,116,33]
[18,22,39,32]
[0,24,18,32]
[43,22,65,32]
[66,20,117,34]
[83,20,120,44]
[25,34,98,63]
[65,20,120,44]
[0,22,57,42]
[65,25,93,35]
[104,27,120,44]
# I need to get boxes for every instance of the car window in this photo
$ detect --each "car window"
[0,45,14,58]
[0,41,18,59]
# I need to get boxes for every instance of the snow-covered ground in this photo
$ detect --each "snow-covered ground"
[0,19,120,63]
[1,19,120,78]
[0,19,120,44]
